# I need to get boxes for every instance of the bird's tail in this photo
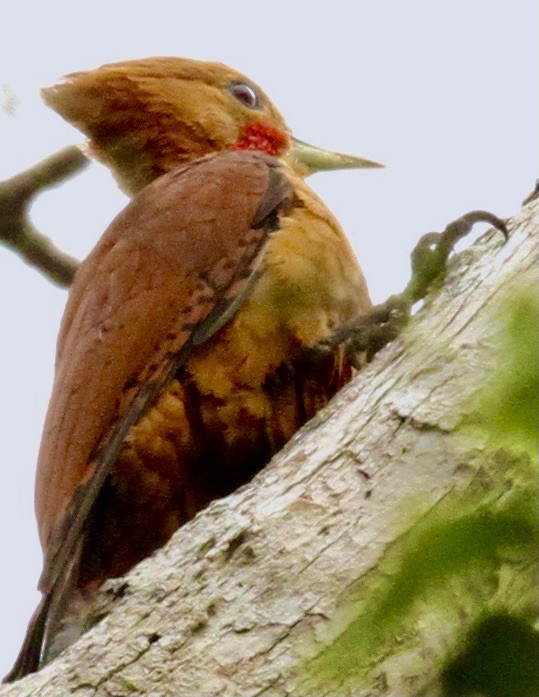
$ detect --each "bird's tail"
[3,594,51,682]
[3,544,85,683]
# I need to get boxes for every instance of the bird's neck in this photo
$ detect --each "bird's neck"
[90,121,291,197]
[88,119,219,196]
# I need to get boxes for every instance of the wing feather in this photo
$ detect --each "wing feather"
[5,151,290,681]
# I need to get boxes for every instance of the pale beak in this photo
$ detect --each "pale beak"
[288,136,384,177]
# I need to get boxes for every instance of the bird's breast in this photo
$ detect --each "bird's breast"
[189,176,371,390]
[79,176,371,589]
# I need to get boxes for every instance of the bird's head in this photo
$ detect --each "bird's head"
[42,56,382,195]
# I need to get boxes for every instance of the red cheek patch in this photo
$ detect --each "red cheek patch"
[231,122,289,157]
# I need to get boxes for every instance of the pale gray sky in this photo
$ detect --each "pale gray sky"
[0,0,537,676]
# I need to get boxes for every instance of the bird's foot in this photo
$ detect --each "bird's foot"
[403,210,508,304]
[314,210,508,368]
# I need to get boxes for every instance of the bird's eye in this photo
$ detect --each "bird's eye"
[228,82,260,109]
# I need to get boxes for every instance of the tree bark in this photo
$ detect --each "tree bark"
[1,197,537,697]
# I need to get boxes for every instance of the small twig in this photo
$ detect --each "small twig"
[0,146,88,286]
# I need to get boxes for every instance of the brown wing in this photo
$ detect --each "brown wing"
[5,150,290,682]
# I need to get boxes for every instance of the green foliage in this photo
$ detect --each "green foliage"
[300,282,538,696]
[441,614,539,697]
[371,489,537,629]
[440,283,539,697]
[474,283,538,452]
[301,464,537,694]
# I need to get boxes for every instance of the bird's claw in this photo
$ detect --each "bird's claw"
[308,295,409,368]
[405,210,508,303]
[314,210,508,365]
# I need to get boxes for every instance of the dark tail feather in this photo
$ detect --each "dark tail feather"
[5,536,84,683]
[3,594,51,683]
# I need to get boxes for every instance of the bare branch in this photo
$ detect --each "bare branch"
[0,146,88,286]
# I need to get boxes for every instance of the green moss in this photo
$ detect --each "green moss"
[301,460,537,692]
[300,282,538,695]
[473,283,538,452]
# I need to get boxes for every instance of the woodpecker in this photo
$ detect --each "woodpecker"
[6,57,382,680]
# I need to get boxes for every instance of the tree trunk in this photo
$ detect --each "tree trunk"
[2,197,537,697]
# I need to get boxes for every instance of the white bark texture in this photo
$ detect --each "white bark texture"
[2,197,537,697]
